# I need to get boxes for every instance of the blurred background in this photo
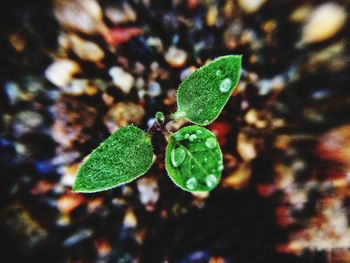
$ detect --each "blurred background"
[1,0,350,262]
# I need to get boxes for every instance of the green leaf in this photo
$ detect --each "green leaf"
[174,55,242,126]
[165,125,223,192]
[73,125,153,193]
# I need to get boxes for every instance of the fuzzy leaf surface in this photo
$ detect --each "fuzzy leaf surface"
[175,55,242,125]
[73,125,153,193]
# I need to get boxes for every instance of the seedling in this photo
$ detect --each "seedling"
[73,55,242,193]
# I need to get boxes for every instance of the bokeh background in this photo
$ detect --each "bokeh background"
[1,0,350,262]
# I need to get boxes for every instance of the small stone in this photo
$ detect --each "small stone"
[137,177,159,209]
[64,79,89,95]
[104,102,145,133]
[108,66,135,94]
[180,66,196,80]
[301,3,346,44]
[147,81,162,97]
[165,46,188,68]
[207,5,218,27]
[63,228,93,248]
[4,81,21,105]
[223,163,251,190]
[30,180,54,195]
[9,31,26,52]
[317,125,350,167]
[95,239,112,257]
[123,209,137,228]
[13,110,44,137]
[105,3,137,25]
[52,96,98,147]
[54,0,105,35]
[238,0,266,14]
[70,35,104,62]
[146,37,164,53]
[60,163,80,186]
[45,59,80,88]
[237,132,257,162]
[290,5,312,23]
[57,193,85,214]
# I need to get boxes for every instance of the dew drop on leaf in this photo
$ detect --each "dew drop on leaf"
[165,125,223,192]
[205,174,218,188]
[189,134,197,142]
[205,137,217,148]
[216,70,222,76]
[184,133,190,139]
[219,78,232,93]
[171,147,186,168]
[186,177,198,190]
[217,164,224,171]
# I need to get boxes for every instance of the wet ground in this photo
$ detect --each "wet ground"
[1,0,350,262]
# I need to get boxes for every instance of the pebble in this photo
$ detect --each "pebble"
[62,228,93,248]
[70,35,104,62]
[104,102,145,133]
[105,3,137,25]
[237,132,257,162]
[59,163,80,186]
[13,110,44,137]
[123,209,137,228]
[206,5,218,27]
[45,59,81,88]
[147,81,162,97]
[290,5,311,23]
[238,0,266,14]
[165,46,188,68]
[223,163,251,190]
[108,66,135,94]
[9,31,26,52]
[146,37,164,53]
[137,177,159,207]
[56,193,85,214]
[54,0,105,35]
[316,125,350,167]
[4,82,21,105]
[301,3,347,44]
[180,66,196,80]
[305,42,346,72]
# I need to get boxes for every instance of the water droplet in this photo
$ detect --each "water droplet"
[189,134,197,142]
[216,70,222,76]
[219,78,232,93]
[198,108,203,114]
[206,174,217,188]
[174,133,183,141]
[184,133,190,139]
[171,147,186,168]
[203,120,209,125]
[205,137,216,149]
[196,130,203,135]
[186,178,197,190]
[217,164,224,171]
[204,158,208,162]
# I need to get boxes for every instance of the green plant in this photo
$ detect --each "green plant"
[73,55,242,193]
